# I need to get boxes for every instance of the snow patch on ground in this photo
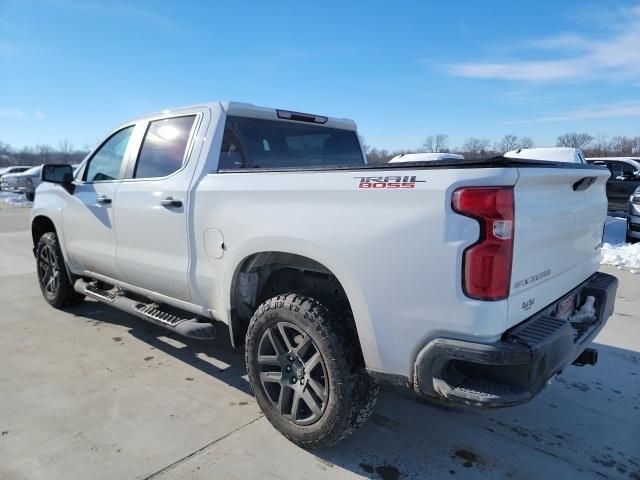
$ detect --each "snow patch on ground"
[601,216,640,273]
[0,191,32,206]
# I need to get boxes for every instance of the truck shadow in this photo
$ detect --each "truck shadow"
[69,300,640,480]
[70,299,252,396]
[313,342,640,480]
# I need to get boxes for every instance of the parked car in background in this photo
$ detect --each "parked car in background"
[586,157,640,212]
[504,147,586,164]
[11,165,43,201]
[0,164,79,201]
[1,171,25,194]
[626,185,640,243]
[389,152,464,162]
[0,166,30,190]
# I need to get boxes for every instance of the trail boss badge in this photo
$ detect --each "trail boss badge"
[354,175,426,189]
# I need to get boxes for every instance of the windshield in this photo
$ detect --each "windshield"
[218,116,364,170]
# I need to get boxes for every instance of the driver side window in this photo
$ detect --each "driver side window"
[607,162,623,178]
[620,162,636,177]
[84,126,134,182]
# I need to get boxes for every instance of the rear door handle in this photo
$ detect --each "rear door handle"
[95,195,112,205]
[161,196,183,208]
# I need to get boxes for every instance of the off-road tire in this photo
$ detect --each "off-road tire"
[245,293,378,448]
[36,232,84,308]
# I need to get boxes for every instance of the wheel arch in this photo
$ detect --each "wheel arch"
[228,250,369,361]
[31,215,57,245]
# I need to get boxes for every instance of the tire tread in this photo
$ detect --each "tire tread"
[245,293,378,448]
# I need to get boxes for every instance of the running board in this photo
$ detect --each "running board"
[74,279,215,340]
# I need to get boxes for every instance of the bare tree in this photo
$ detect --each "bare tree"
[462,137,491,159]
[587,133,610,157]
[609,136,635,156]
[57,139,76,163]
[0,141,89,168]
[495,134,519,153]
[358,135,371,154]
[556,132,593,149]
[518,136,534,149]
[421,134,449,152]
[367,147,392,163]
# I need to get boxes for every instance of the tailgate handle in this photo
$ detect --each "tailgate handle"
[573,176,596,191]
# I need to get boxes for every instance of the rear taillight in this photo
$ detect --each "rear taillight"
[452,187,514,301]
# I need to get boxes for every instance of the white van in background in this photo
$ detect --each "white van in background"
[388,152,464,163]
[504,147,586,164]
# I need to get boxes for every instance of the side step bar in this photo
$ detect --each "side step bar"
[75,279,215,340]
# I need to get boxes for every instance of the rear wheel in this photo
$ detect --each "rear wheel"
[25,192,35,201]
[245,293,378,448]
[36,232,84,308]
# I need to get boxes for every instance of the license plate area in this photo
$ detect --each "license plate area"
[555,296,576,321]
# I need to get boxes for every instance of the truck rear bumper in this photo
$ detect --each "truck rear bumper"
[413,272,618,407]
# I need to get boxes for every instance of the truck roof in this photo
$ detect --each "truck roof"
[135,101,358,132]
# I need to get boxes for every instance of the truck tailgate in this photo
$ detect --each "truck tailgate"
[508,167,610,326]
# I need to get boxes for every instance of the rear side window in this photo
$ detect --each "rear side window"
[218,116,364,170]
[84,126,134,182]
[134,115,196,179]
[607,161,628,177]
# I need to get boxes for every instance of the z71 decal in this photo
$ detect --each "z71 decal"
[354,175,426,189]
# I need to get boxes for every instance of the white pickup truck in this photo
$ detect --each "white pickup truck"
[31,102,617,447]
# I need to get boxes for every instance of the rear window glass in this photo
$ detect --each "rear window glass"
[134,115,196,179]
[218,116,364,170]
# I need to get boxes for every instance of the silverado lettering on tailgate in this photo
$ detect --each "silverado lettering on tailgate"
[513,268,551,290]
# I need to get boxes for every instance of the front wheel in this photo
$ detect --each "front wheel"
[36,232,84,308]
[245,293,378,448]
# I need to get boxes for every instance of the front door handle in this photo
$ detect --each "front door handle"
[95,195,112,205]
[161,196,182,208]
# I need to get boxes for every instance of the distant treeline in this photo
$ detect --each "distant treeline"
[363,132,640,163]
[0,140,89,167]
[2,131,639,168]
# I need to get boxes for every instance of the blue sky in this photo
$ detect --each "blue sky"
[1,0,639,151]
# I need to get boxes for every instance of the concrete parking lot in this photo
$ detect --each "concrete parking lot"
[1,201,638,480]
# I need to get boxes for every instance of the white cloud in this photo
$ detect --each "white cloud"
[504,101,640,124]
[446,4,640,82]
[0,108,25,118]
[34,110,45,120]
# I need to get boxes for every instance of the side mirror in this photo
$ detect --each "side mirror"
[41,164,74,184]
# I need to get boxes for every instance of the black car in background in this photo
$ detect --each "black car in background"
[587,157,640,212]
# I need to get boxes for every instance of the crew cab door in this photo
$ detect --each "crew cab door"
[113,110,208,302]
[63,124,139,279]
